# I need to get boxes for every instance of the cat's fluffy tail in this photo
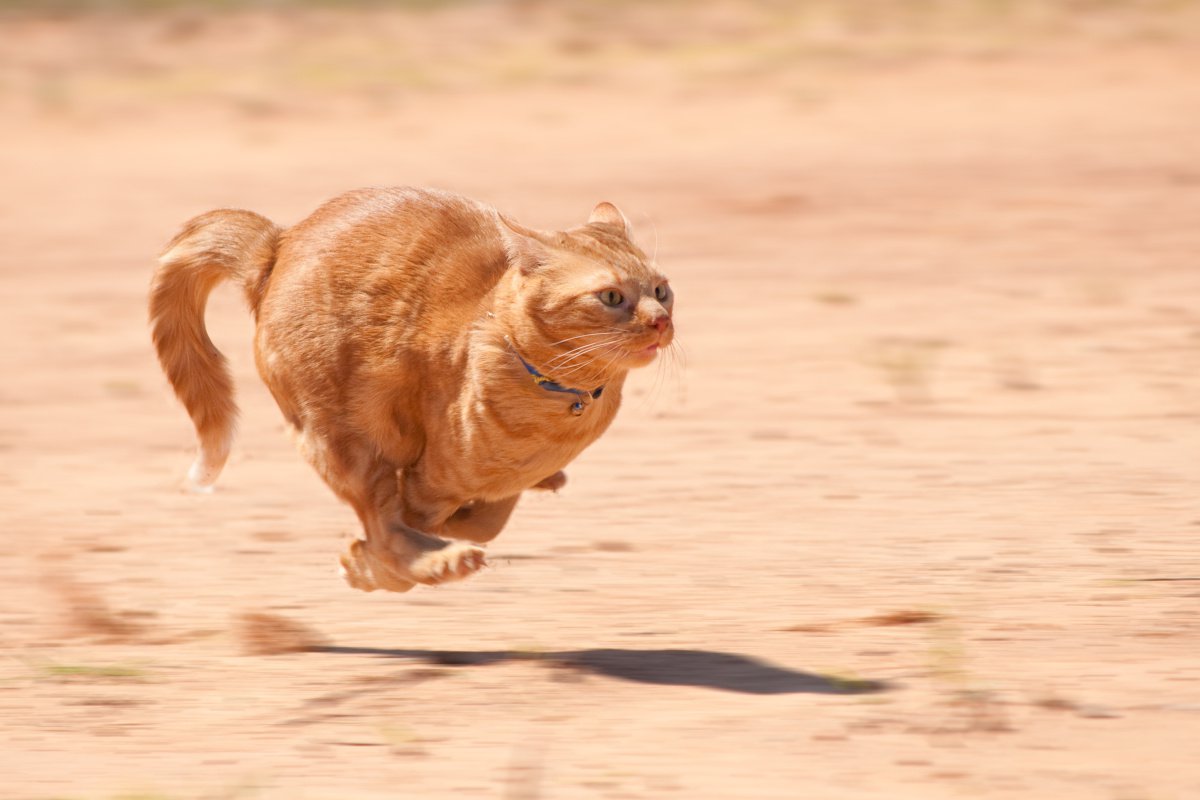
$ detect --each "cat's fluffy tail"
[150,209,282,492]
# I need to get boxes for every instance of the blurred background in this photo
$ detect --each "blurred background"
[2,1,1199,798]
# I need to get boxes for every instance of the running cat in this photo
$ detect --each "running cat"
[150,187,674,592]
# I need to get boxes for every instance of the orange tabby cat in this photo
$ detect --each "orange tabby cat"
[150,188,674,592]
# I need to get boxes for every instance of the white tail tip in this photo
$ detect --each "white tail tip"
[187,456,220,494]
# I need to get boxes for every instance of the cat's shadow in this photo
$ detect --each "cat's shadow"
[313,645,890,695]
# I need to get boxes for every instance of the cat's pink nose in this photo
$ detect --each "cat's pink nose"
[650,315,671,333]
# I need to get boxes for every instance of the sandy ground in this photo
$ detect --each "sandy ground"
[2,5,1200,799]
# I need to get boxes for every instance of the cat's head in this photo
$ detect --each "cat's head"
[499,202,674,385]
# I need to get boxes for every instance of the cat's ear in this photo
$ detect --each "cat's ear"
[588,201,633,238]
[498,214,554,274]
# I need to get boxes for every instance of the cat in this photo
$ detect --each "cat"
[150,187,674,592]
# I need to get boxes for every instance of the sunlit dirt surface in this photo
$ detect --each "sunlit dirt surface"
[1,4,1199,798]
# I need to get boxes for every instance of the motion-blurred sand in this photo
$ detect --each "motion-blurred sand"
[1,3,1199,798]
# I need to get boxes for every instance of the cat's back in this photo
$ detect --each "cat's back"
[265,187,510,326]
[253,187,511,453]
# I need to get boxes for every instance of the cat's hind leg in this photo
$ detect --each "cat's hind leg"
[339,496,489,593]
[292,427,486,592]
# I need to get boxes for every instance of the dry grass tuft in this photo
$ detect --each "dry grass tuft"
[235,611,328,655]
[48,573,152,644]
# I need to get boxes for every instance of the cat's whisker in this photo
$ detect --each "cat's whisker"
[589,345,627,381]
[545,347,621,374]
[658,341,679,403]
[547,352,618,379]
[553,341,627,379]
[544,341,619,367]
[664,333,687,368]
[554,353,622,381]
[545,331,624,348]
[646,347,667,411]
[546,329,627,355]
[666,339,687,404]
[645,339,684,411]
[545,336,627,369]
[548,327,630,351]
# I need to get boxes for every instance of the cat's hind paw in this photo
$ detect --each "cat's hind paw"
[339,540,415,593]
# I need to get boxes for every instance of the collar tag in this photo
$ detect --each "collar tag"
[570,393,592,416]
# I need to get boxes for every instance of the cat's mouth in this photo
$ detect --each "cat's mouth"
[625,340,663,367]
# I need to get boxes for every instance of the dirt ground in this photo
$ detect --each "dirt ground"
[2,4,1199,798]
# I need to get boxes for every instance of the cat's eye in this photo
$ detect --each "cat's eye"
[599,289,624,307]
[654,284,671,303]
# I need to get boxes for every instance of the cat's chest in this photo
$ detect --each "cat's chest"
[456,393,617,498]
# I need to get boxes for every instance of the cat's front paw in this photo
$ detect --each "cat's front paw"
[410,542,487,585]
[532,470,567,492]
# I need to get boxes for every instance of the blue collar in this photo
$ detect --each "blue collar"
[508,340,605,416]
